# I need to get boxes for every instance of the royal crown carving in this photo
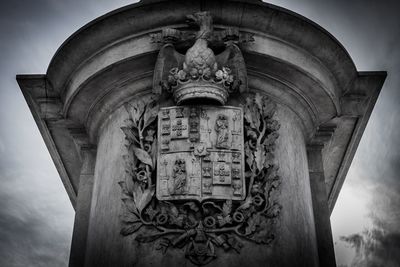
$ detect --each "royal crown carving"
[152,11,250,105]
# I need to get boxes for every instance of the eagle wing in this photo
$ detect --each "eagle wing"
[215,43,248,93]
[153,44,185,94]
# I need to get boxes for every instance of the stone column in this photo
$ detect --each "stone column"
[69,148,96,267]
[308,144,337,267]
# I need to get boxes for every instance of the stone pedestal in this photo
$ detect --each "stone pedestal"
[17,1,386,266]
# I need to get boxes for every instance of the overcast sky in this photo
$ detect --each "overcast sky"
[0,0,398,266]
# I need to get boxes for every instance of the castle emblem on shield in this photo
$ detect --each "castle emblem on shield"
[156,106,245,201]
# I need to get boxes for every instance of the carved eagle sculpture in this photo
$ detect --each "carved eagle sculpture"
[152,11,248,102]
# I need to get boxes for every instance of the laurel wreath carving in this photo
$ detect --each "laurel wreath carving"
[119,93,281,265]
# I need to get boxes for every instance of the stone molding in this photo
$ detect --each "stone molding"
[17,0,386,213]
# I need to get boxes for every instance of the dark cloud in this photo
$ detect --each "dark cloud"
[0,166,73,267]
[0,196,70,266]
[340,221,400,266]
[340,185,400,266]
[0,1,136,266]
[341,231,400,267]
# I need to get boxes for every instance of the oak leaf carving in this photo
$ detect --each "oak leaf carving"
[245,213,262,235]
[120,223,142,236]
[132,185,155,213]
[121,212,140,223]
[132,146,153,168]
[122,198,139,214]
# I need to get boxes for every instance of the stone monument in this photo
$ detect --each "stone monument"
[17,1,386,266]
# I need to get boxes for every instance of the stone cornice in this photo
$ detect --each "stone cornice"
[17,0,386,212]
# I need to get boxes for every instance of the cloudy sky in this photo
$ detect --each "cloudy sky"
[0,0,398,266]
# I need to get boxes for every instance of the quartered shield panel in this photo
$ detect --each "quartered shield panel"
[156,106,245,201]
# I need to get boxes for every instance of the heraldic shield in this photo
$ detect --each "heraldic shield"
[156,106,246,201]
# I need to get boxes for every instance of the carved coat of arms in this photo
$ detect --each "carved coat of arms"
[119,11,282,266]
[157,106,245,201]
